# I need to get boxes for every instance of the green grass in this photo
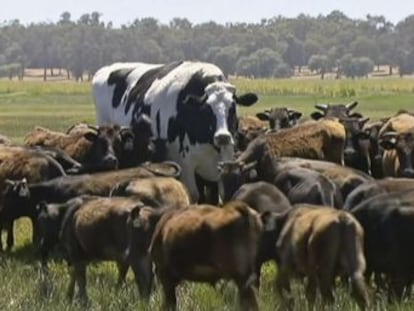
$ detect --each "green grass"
[1,78,414,310]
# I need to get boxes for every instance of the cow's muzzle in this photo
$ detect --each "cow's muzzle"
[102,155,119,169]
[214,133,232,146]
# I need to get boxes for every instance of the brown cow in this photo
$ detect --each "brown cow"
[24,125,122,172]
[237,115,267,151]
[236,119,346,170]
[378,113,414,177]
[110,176,191,207]
[1,161,181,251]
[59,196,159,303]
[0,145,66,250]
[148,201,263,311]
[270,205,369,309]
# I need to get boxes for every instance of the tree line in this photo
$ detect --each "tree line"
[0,10,414,81]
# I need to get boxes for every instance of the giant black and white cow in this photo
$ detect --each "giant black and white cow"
[92,61,258,201]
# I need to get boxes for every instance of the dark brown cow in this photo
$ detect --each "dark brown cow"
[350,190,414,300]
[344,178,414,209]
[339,117,371,174]
[362,120,387,178]
[65,117,157,169]
[256,107,302,131]
[59,196,157,303]
[230,181,292,286]
[110,176,190,207]
[1,161,181,250]
[273,166,343,208]
[0,145,66,250]
[24,125,122,172]
[269,205,369,309]
[148,201,263,311]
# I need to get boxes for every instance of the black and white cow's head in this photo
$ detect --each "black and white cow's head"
[178,81,258,151]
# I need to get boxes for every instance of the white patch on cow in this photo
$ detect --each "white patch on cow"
[92,62,162,126]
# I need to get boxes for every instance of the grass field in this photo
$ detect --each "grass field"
[1,78,414,310]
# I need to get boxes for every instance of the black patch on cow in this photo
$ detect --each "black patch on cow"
[107,68,135,108]
[169,70,223,153]
[125,61,184,118]
[156,110,161,137]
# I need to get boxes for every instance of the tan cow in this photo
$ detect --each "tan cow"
[110,176,191,207]
[148,201,263,311]
[378,113,414,177]
[271,205,369,309]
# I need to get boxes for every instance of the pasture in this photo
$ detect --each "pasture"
[1,77,414,310]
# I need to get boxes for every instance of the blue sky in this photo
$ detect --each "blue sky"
[1,0,412,26]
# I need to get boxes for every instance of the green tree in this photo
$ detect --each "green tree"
[308,54,331,79]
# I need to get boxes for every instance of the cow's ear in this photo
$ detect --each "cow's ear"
[288,110,302,120]
[256,112,270,121]
[358,117,370,127]
[346,101,358,111]
[236,93,258,106]
[379,132,398,150]
[128,204,144,228]
[83,132,97,142]
[261,211,277,232]
[310,112,324,120]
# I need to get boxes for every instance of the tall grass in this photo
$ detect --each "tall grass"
[233,77,414,97]
[1,79,414,310]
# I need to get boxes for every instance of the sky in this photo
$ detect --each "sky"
[0,0,412,26]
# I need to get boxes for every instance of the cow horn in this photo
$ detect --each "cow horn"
[315,103,328,111]
[381,131,398,139]
[4,179,15,187]
[346,101,358,111]
[241,160,258,172]
[141,161,182,178]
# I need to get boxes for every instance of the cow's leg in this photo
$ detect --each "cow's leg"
[75,263,88,305]
[158,268,178,311]
[388,273,405,302]
[350,272,370,310]
[236,278,259,311]
[6,220,14,251]
[275,268,293,310]
[306,274,317,309]
[130,255,153,300]
[0,221,3,251]
[116,261,129,288]
[30,217,39,247]
[67,266,77,301]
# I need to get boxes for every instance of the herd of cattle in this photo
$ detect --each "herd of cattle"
[2,60,414,310]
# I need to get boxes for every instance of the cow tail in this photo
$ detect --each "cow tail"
[317,176,335,208]
[58,202,83,264]
[338,213,370,308]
